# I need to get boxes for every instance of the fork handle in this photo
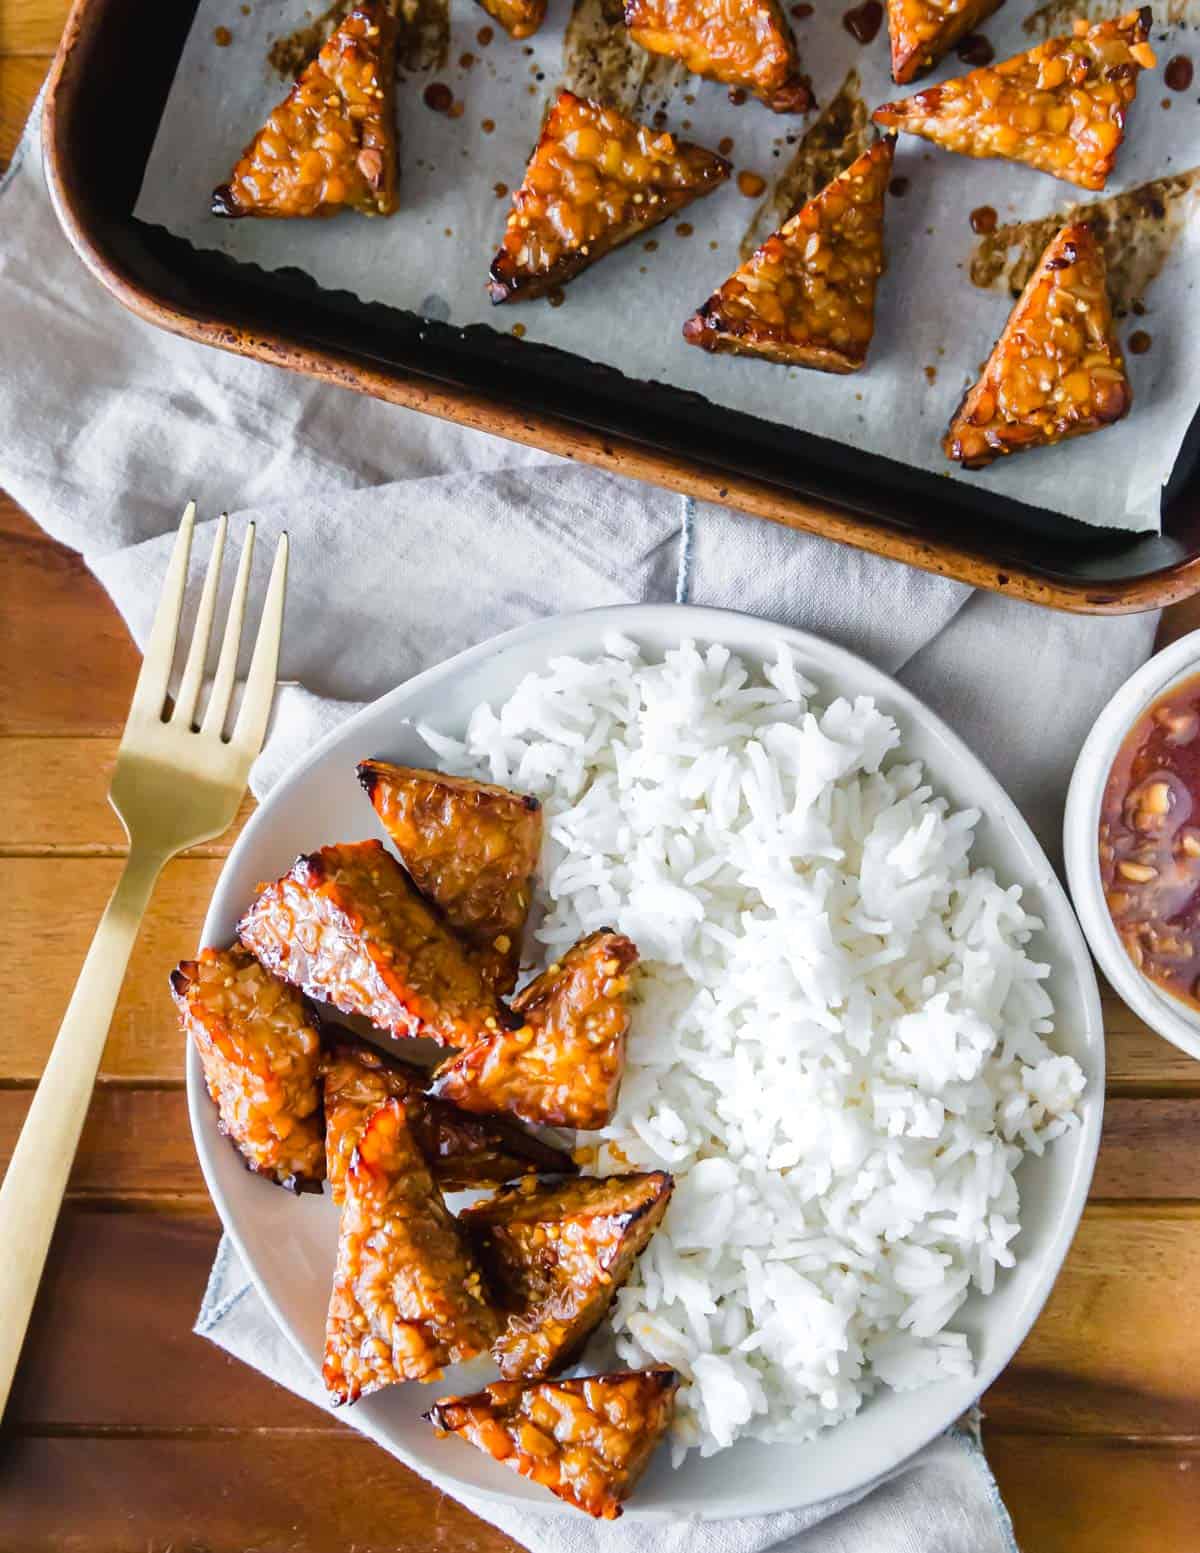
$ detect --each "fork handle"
[0,846,165,1417]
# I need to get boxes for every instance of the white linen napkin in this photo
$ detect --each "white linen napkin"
[1,98,1159,1551]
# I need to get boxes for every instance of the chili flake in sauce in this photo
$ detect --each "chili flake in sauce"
[1099,672,1200,1009]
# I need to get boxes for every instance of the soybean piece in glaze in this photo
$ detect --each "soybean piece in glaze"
[475,0,546,38]
[461,1172,674,1379]
[683,139,893,374]
[238,840,504,1047]
[872,10,1155,191]
[171,946,324,1192]
[488,92,729,303]
[357,761,541,996]
[887,0,1002,84]
[323,1098,500,1403]
[624,0,812,113]
[322,1034,575,1204]
[212,1,397,218]
[430,930,638,1129]
[944,222,1131,468]
[426,1369,679,1519]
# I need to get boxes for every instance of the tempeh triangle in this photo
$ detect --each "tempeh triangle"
[873,9,1155,191]
[488,92,729,303]
[212,1,398,218]
[426,1370,679,1518]
[944,222,1131,469]
[460,1172,674,1378]
[886,0,1002,85]
[624,0,812,113]
[683,139,893,374]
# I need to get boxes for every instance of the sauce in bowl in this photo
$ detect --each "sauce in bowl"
[1099,672,1200,1009]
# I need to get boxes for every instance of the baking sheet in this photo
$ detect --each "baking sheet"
[135,0,1200,531]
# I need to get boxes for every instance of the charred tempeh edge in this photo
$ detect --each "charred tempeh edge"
[461,1172,674,1379]
[356,761,542,996]
[683,138,894,374]
[171,946,324,1192]
[212,1,398,218]
[426,1369,679,1518]
[886,0,1002,85]
[944,221,1131,469]
[321,1032,575,1203]
[238,840,505,1046]
[488,91,729,304]
[430,930,638,1129]
[474,0,546,39]
[872,9,1156,191]
[323,1098,500,1403]
[624,0,813,113]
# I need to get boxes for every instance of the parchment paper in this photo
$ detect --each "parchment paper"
[135,0,1200,531]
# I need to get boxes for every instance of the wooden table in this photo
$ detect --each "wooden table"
[2,17,1200,1548]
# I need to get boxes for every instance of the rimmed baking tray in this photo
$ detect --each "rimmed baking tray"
[41,0,1200,613]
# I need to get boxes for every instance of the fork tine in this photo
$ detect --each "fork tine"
[200,523,256,738]
[171,513,228,729]
[128,502,195,724]
[230,532,289,756]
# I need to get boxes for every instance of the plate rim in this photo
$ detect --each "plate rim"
[189,601,1105,1521]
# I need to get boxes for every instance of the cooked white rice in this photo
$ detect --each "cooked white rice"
[420,636,1084,1459]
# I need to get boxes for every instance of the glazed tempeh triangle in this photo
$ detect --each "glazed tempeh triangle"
[683,139,893,374]
[461,1172,674,1378]
[322,1099,500,1402]
[624,0,812,113]
[426,1369,679,1518]
[944,221,1131,469]
[872,9,1155,191]
[238,840,504,1046]
[321,1034,575,1203]
[431,929,638,1129]
[887,0,1002,85]
[213,1,398,218]
[488,92,729,303]
[357,761,542,996]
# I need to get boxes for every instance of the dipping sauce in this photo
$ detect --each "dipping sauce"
[1100,673,1200,1010]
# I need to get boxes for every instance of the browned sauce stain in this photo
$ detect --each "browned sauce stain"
[676,222,695,236]
[240,3,250,13]
[955,32,994,66]
[1023,0,1195,36]
[924,365,937,383]
[511,324,526,338]
[548,288,566,307]
[460,50,476,68]
[737,170,768,197]
[424,81,454,112]
[444,226,453,236]
[1163,97,1173,109]
[1165,54,1194,91]
[397,0,451,72]
[969,168,1200,316]
[482,118,496,133]
[970,204,998,234]
[644,239,660,251]
[739,69,869,259]
[214,25,233,45]
[1128,329,1153,353]
[843,0,883,44]
[719,136,735,156]
[889,175,910,196]
[791,2,814,14]
[477,24,494,44]
[729,87,748,104]
[494,181,509,197]
[562,0,688,116]
[267,0,350,77]
[448,100,465,118]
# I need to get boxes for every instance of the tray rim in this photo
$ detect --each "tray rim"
[40,0,1200,617]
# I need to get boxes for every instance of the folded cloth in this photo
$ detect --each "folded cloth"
[1,97,1159,1551]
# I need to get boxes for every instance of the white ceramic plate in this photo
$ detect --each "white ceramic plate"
[191,603,1104,1521]
[1064,628,1200,1063]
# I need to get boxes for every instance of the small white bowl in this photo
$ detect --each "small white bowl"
[1064,629,1200,1063]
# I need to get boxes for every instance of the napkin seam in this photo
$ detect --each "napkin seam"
[676,496,695,604]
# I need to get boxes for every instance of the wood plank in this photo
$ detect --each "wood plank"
[0,856,219,1082]
[0,737,255,856]
[0,1089,202,1198]
[0,0,70,55]
[987,1435,1200,1553]
[0,500,140,736]
[1090,1098,1200,1199]
[1102,982,1200,1094]
[0,55,46,171]
[1157,594,1200,650]
[984,1207,1200,1436]
[0,1435,517,1553]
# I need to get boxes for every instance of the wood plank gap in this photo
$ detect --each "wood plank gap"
[0,1077,186,1092]
[1106,1081,1200,1101]
[11,1424,346,1441]
[983,1430,1200,1447]
[54,1192,215,1214]
[1082,1200,1200,1220]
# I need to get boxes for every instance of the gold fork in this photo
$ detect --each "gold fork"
[0,504,288,1413]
